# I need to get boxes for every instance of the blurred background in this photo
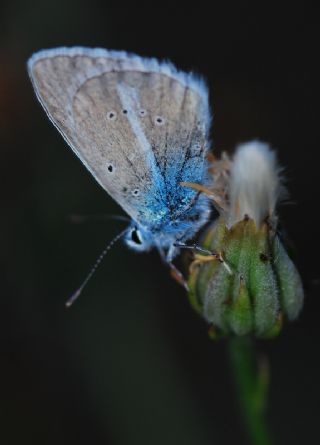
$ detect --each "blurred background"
[0,3,318,444]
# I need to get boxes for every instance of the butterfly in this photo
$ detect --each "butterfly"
[28,47,213,291]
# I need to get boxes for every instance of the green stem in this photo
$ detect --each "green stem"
[228,337,273,445]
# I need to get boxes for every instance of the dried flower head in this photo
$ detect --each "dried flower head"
[228,141,281,227]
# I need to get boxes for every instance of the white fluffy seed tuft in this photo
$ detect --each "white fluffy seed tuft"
[228,141,281,227]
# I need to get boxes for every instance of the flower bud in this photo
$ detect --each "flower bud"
[188,142,304,338]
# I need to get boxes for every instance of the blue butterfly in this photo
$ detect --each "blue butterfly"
[28,47,213,299]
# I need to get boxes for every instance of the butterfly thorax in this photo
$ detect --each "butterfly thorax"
[125,190,211,253]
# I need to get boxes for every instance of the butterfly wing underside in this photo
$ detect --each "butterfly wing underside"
[28,47,211,226]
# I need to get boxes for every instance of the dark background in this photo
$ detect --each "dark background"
[1,3,319,444]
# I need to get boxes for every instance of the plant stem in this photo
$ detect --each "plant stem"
[228,337,273,445]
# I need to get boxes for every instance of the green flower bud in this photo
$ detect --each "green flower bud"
[187,142,303,338]
[188,216,303,338]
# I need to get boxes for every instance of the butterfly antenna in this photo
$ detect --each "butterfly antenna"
[68,213,130,224]
[65,227,128,308]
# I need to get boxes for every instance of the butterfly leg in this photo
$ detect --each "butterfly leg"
[189,253,219,274]
[174,242,233,276]
[158,246,189,290]
[168,261,189,290]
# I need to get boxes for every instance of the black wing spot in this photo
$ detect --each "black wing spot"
[107,111,117,120]
[107,164,114,173]
[155,116,165,126]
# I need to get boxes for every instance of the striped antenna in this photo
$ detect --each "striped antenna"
[65,228,128,307]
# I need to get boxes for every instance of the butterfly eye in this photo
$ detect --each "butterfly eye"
[131,228,143,245]
[139,109,147,117]
[132,188,140,197]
